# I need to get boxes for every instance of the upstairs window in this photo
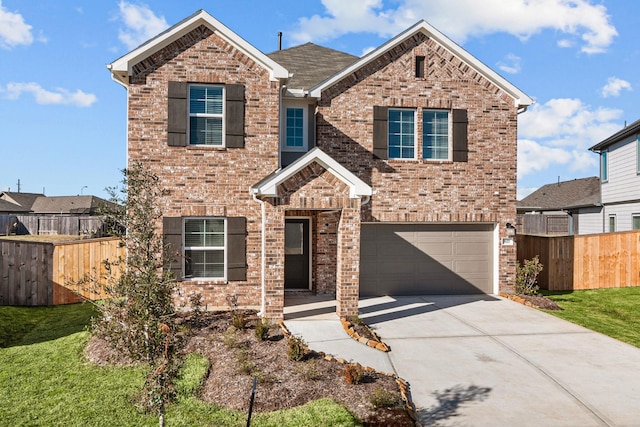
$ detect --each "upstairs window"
[609,215,616,232]
[189,85,224,146]
[415,56,426,78]
[388,109,415,159]
[601,150,608,182]
[633,214,640,230]
[637,135,639,174]
[423,110,450,160]
[285,107,306,151]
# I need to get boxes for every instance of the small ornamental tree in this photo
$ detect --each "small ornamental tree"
[92,162,180,427]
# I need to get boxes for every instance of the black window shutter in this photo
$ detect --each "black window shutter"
[163,217,183,279]
[307,103,316,149]
[373,106,388,159]
[227,216,247,281]
[225,84,245,148]
[167,82,187,147]
[452,109,468,162]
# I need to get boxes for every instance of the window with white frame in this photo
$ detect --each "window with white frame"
[189,85,224,146]
[609,215,616,232]
[423,110,450,160]
[633,214,640,230]
[284,106,306,151]
[388,109,416,159]
[184,218,225,279]
[601,150,608,182]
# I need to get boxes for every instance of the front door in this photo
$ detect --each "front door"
[285,218,310,289]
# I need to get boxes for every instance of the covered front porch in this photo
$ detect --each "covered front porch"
[250,148,372,319]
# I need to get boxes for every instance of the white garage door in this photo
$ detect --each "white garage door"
[360,223,494,296]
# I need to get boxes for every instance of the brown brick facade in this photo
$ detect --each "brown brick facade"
[122,20,520,319]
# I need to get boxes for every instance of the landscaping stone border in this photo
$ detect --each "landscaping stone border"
[278,321,417,423]
[340,317,390,352]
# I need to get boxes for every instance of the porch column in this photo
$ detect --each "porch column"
[263,203,285,319]
[336,204,361,318]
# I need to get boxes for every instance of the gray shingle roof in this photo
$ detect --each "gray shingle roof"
[267,43,358,90]
[30,196,113,215]
[0,199,30,213]
[518,177,601,211]
[0,192,44,210]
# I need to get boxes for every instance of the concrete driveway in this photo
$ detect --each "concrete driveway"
[284,294,640,427]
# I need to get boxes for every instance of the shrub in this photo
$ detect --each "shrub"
[516,256,544,296]
[287,336,307,362]
[369,387,402,408]
[254,318,271,341]
[344,363,364,385]
[296,360,322,381]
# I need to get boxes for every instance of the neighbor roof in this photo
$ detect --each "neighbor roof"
[309,20,534,108]
[267,43,358,91]
[0,199,30,213]
[30,196,113,215]
[0,192,44,210]
[517,177,601,211]
[589,118,640,152]
[108,9,290,84]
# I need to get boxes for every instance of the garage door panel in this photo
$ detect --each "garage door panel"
[360,223,494,296]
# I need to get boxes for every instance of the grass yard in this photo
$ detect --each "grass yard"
[543,287,640,348]
[0,304,359,427]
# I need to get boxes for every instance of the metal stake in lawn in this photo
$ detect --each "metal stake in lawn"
[246,376,258,427]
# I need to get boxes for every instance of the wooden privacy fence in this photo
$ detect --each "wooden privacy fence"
[516,214,569,236]
[517,230,640,291]
[0,237,124,306]
[16,215,104,236]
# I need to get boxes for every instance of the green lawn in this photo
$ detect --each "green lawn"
[543,287,640,348]
[0,304,359,427]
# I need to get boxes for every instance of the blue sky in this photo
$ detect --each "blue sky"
[1,0,637,199]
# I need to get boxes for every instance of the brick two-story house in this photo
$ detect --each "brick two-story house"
[108,10,532,318]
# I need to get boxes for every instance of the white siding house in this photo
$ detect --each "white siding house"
[590,119,640,232]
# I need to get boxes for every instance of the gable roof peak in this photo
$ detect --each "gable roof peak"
[108,9,289,85]
[309,19,533,108]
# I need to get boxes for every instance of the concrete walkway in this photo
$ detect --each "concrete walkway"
[284,294,640,427]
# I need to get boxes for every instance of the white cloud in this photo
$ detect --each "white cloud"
[498,54,521,74]
[517,98,621,178]
[1,82,97,107]
[290,0,617,54]
[0,1,34,49]
[601,77,632,98]
[117,1,168,50]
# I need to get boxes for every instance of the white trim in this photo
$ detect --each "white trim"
[108,10,289,84]
[309,21,533,108]
[250,147,373,199]
[285,216,313,291]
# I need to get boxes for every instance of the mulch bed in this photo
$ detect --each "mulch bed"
[501,293,562,310]
[86,311,415,426]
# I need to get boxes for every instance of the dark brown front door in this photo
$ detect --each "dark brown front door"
[285,218,310,289]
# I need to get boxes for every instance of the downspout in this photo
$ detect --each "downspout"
[251,192,266,317]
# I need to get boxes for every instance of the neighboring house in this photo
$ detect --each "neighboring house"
[29,195,112,215]
[517,177,602,235]
[0,199,30,215]
[590,118,640,232]
[108,10,533,318]
[0,191,43,211]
